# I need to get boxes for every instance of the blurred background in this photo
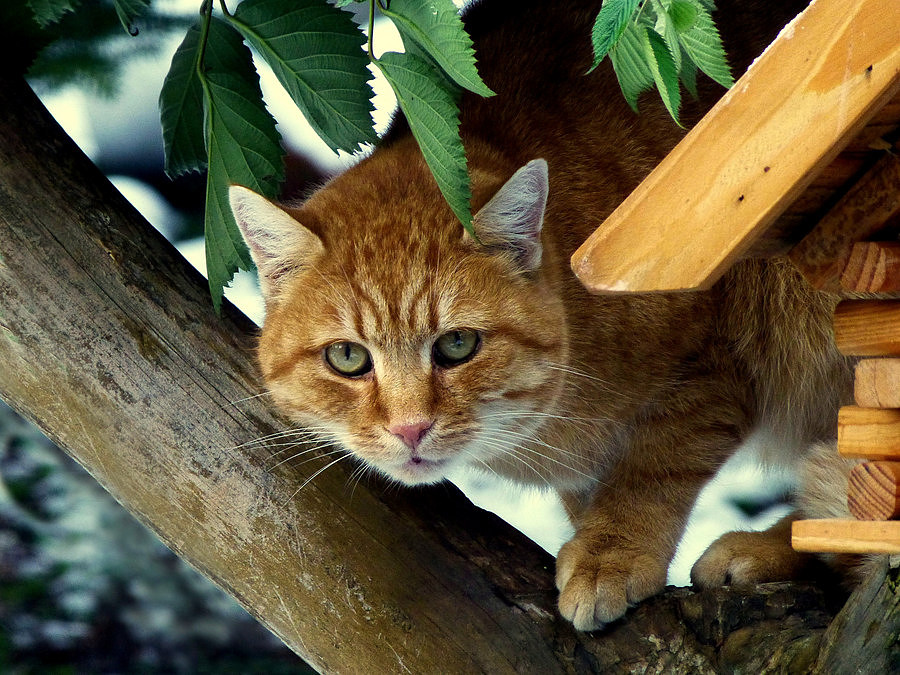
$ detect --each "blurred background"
[2,0,795,671]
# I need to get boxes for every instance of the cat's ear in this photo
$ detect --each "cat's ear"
[228,185,323,299]
[472,158,548,271]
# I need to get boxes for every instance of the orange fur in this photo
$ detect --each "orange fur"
[230,0,861,631]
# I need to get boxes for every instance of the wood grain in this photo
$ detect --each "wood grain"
[847,461,900,520]
[792,518,900,554]
[571,0,900,294]
[854,358,900,408]
[840,242,900,293]
[833,300,900,356]
[789,157,900,291]
[838,406,900,460]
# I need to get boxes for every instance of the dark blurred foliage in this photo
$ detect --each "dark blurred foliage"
[1,1,192,94]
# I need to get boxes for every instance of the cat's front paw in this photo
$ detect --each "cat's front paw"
[690,526,811,588]
[555,534,668,631]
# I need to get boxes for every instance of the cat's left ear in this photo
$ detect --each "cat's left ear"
[472,158,548,271]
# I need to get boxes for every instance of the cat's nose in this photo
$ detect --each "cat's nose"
[388,419,433,450]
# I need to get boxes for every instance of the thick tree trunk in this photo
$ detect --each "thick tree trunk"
[0,73,896,673]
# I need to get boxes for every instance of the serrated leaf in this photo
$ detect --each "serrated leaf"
[679,45,699,98]
[375,51,472,232]
[229,0,376,153]
[26,0,77,26]
[113,0,149,35]
[645,28,681,124]
[608,22,654,111]
[201,17,285,310]
[651,0,681,71]
[678,0,733,89]
[589,0,640,71]
[668,0,699,32]
[379,0,494,97]
[159,21,207,178]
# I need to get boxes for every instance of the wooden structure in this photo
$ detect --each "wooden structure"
[572,0,900,556]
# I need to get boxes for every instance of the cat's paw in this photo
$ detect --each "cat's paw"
[555,535,668,631]
[690,528,810,588]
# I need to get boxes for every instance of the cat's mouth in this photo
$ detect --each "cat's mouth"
[387,454,450,485]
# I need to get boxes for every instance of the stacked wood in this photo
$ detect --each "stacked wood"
[789,155,900,293]
[793,299,900,553]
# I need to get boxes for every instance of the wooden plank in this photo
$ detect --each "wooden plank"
[571,0,900,294]
[792,519,900,554]
[840,242,900,292]
[789,156,900,291]
[847,461,900,520]
[838,406,900,460]
[833,300,900,356]
[854,358,900,408]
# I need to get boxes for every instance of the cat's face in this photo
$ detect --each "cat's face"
[232,151,566,485]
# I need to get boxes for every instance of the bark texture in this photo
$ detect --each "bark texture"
[0,73,897,673]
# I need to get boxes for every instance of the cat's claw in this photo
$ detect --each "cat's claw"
[555,536,668,631]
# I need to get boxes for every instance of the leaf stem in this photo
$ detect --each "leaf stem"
[367,0,376,60]
[218,0,231,18]
[196,0,214,79]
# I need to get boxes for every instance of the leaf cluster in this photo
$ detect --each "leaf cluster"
[590,0,733,124]
[158,0,494,310]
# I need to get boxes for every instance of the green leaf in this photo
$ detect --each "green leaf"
[159,21,207,178]
[228,0,376,153]
[651,0,681,71]
[668,0,699,32]
[645,28,681,124]
[678,0,733,89]
[26,0,77,26]
[589,0,640,71]
[379,0,494,97]
[608,22,654,111]
[201,16,285,310]
[113,0,150,35]
[375,51,472,232]
[679,45,699,99]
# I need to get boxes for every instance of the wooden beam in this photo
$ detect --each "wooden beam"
[833,300,900,356]
[854,358,900,408]
[840,242,900,293]
[847,461,900,520]
[838,406,900,460]
[788,157,900,291]
[792,519,900,554]
[571,0,900,294]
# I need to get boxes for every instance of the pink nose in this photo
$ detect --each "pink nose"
[388,419,433,450]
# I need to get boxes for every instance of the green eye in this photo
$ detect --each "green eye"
[325,342,372,377]
[433,329,481,368]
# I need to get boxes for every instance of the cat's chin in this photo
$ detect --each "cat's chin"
[380,456,451,486]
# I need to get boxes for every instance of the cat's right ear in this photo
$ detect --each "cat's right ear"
[228,185,323,299]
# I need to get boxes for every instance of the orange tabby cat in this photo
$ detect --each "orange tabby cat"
[229,0,849,631]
